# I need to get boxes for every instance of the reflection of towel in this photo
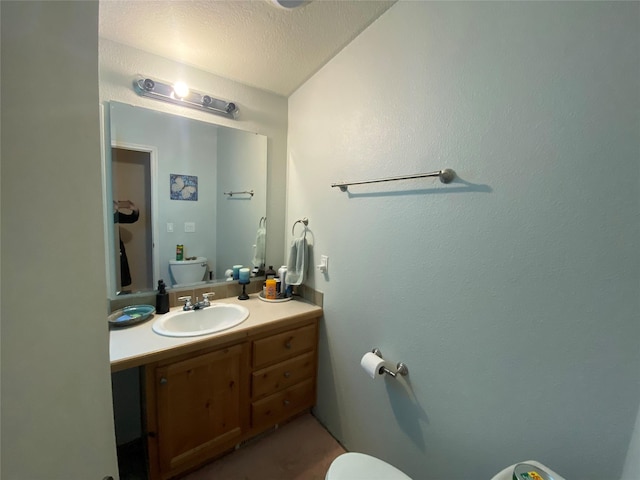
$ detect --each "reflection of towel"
[286,235,308,286]
[252,227,266,267]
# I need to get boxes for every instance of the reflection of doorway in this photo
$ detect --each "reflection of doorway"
[112,148,153,293]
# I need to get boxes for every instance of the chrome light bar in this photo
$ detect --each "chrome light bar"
[133,76,239,119]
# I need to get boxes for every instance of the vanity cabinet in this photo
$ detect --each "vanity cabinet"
[143,317,318,480]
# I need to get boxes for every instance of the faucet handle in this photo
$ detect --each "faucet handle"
[201,292,215,306]
[178,296,192,310]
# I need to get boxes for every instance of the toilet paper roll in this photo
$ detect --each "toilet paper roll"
[360,352,388,379]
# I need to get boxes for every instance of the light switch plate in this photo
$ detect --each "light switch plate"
[317,255,328,273]
[184,222,196,233]
[166,223,174,233]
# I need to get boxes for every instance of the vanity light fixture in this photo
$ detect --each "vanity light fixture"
[133,76,239,119]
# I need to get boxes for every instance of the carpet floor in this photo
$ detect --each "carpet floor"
[118,413,346,480]
[183,413,345,480]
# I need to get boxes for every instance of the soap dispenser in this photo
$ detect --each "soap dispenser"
[156,279,169,314]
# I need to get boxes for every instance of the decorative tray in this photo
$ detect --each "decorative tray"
[108,304,156,327]
[258,292,292,303]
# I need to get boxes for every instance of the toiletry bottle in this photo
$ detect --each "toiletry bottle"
[265,265,276,278]
[278,265,287,297]
[265,278,277,300]
[156,279,170,314]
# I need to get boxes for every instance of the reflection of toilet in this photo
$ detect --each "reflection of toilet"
[326,453,412,480]
[169,257,208,287]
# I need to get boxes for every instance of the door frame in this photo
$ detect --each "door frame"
[104,139,159,296]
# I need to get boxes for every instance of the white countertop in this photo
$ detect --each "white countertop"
[110,294,322,371]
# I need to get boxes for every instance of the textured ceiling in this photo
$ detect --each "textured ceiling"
[99,0,395,97]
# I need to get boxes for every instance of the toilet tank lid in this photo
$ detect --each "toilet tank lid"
[169,256,207,265]
[326,453,412,480]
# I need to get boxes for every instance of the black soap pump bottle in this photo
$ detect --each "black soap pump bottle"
[156,279,170,314]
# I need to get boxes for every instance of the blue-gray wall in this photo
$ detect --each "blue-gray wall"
[287,2,640,478]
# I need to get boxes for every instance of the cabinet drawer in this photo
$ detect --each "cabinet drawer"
[252,324,316,368]
[251,379,315,430]
[252,352,315,399]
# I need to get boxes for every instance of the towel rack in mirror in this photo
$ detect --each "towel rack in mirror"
[224,189,254,197]
[331,169,455,192]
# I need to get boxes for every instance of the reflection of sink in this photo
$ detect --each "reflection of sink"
[152,304,249,337]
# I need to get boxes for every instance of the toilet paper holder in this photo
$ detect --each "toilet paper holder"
[372,348,409,378]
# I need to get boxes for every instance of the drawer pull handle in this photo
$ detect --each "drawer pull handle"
[283,371,291,378]
[284,337,293,349]
[283,399,291,406]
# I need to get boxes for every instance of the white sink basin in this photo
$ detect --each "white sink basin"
[152,303,249,337]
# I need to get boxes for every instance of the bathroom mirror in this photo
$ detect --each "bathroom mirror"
[106,101,267,297]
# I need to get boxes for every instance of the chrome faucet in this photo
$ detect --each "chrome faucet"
[178,293,215,311]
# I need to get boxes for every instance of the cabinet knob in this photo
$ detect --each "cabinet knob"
[283,399,290,406]
[160,377,168,384]
[284,337,293,349]
[283,371,291,378]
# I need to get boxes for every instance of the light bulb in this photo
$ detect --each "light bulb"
[173,82,190,99]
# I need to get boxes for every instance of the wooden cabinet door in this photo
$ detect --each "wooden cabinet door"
[155,344,245,476]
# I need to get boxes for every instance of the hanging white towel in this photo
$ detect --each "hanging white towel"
[252,226,266,267]
[286,234,308,286]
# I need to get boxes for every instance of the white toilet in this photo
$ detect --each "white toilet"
[491,460,565,480]
[168,257,208,287]
[327,455,562,480]
[326,452,412,480]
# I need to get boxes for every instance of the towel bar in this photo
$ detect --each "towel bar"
[331,169,455,192]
